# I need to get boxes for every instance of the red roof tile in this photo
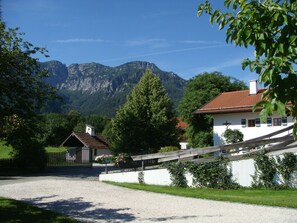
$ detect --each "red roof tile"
[176,118,188,129]
[195,89,266,114]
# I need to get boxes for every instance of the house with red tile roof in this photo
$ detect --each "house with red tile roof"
[195,80,294,146]
[176,118,189,149]
[61,125,111,162]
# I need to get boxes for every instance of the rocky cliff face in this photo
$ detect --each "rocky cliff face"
[41,60,187,116]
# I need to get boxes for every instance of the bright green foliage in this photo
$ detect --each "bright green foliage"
[165,161,188,187]
[276,153,297,187]
[253,153,297,188]
[0,20,54,126]
[252,153,278,188]
[178,72,247,147]
[45,147,66,153]
[223,128,244,144]
[187,158,239,189]
[0,20,56,171]
[111,70,178,154]
[198,0,297,134]
[164,157,239,189]
[0,141,13,159]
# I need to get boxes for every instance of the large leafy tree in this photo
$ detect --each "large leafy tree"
[111,70,178,154]
[74,114,110,134]
[0,20,55,170]
[178,72,247,147]
[41,111,80,147]
[198,0,297,134]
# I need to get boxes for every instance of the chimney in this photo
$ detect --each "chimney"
[249,80,258,95]
[86,124,95,136]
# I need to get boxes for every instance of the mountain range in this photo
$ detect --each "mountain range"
[41,60,187,117]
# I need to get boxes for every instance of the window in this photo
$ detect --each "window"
[248,119,256,127]
[241,119,246,128]
[282,117,287,126]
[273,118,282,126]
[255,118,261,127]
[267,117,272,126]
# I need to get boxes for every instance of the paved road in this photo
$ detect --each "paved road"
[0,168,297,223]
[0,166,104,186]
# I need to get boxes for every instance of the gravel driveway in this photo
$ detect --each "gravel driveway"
[0,168,297,223]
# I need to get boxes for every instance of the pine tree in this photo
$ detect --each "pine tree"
[111,70,178,154]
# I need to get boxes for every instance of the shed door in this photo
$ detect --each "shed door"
[82,147,90,163]
[76,148,82,162]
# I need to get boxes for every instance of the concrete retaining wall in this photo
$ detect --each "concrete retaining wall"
[99,156,297,188]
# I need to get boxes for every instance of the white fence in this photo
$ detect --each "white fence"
[99,156,297,188]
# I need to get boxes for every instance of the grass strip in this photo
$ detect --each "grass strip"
[105,181,297,209]
[0,197,81,223]
[45,147,67,153]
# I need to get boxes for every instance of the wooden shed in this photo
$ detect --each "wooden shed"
[61,125,111,163]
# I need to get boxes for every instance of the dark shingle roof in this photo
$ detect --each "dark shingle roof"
[61,132,110,149]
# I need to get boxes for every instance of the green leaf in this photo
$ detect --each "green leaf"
[241,59,250,70]
[278,43,284,54]
[273,12,280,22]
[289,35,297,44]
[276,101,286,117]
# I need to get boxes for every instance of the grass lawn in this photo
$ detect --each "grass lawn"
[0,141,13,159]
[0,197,80,223]
[106,182,297,209]
[0,140,66,159]
[45,147,67,153]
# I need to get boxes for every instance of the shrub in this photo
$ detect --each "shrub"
[158,146,179,153]
[164,161,188,187]
[113,153,137,168]
[187,157,239,189]
[222,128,244,144]
[252,153,277,188]
[95,155,114,164]
[276,153,297,188]
[13,139,47,172]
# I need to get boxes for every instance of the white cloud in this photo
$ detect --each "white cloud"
[125,38,169,48]
[99,44,228,63]
[53,38,109,43]
[200,58,244,72]
[178,40,222,44]
[125,38,222,49]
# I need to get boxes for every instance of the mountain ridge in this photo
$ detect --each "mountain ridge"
[41,60,187,116]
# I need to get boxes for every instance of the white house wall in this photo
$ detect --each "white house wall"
[213,112,294,146]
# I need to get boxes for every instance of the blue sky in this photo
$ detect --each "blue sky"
[3,0,257,81]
